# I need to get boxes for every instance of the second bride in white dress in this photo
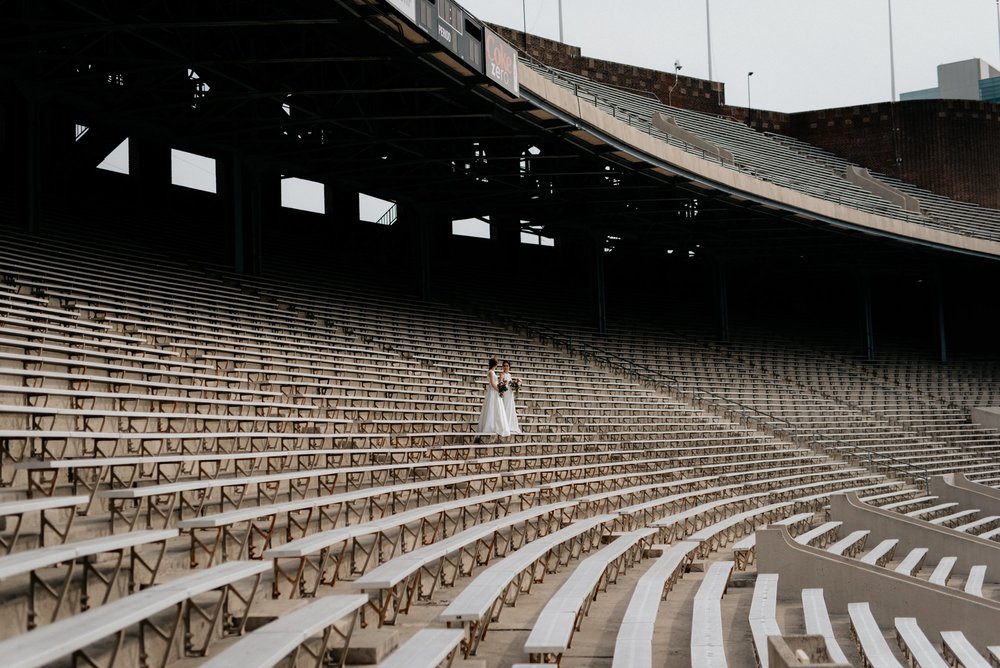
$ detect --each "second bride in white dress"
[476,357,510,438]
[500,360,522,434]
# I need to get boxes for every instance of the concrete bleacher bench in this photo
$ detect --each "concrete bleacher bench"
[801,588,851,665]
[187,474,522,570]
[940,631,992,668]
[848,602,905,668]
[0,495,87,554]
[0,560,270,668]
[98,458,470,531]
[748,573,780,668]
[378,628,464,668]
[0,529,176,629]
[612,540,700,668]
[905,502,959,521]
[894,617,949,668]
[930,508,981,528]
[988,645,1000,668]
[894,547,929,576]
[929,556,958,586]
[199,594,368,668]
[0,403,354,435]
[523,527,657,663]
[690,560,734,668]
[439,514,614,657]
[15,447,422,511]
[827,529,870,558]
[350,501,578,626]
[965,564,987,597]
[955,515,1000,535]
[793,520,842,548]
[255,488,535,594]
[859,539,899,567]
[881,495,938,513]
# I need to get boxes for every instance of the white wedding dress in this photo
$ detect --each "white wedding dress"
[476,369,510,437]
[501,371,522,434]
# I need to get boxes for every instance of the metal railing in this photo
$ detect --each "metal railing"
[374,203,398,226]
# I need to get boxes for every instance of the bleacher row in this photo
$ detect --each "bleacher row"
[2,223,1000,666]
[521,59,1000,244]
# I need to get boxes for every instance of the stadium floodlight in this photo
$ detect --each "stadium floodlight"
[668,60,683,106]
[747,72,754,126]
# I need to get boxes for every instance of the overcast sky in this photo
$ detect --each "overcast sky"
[459,0,1000,113]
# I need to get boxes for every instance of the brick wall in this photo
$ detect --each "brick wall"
[786,100,1000,209]
[491,26,724,115]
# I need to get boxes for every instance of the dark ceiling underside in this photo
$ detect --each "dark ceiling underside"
[0,0,989,269]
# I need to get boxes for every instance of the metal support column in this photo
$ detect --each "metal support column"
[936,271,948,363]
[418,211,433,301]
[231,157,246,274]
[594,240,607,335]
[715,258,730,343]
[25,95,41,234]
[860,272,876,362]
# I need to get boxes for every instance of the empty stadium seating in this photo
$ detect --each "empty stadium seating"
[3,208,1000,667]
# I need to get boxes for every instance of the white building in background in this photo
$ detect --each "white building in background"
[901,58,1000,103]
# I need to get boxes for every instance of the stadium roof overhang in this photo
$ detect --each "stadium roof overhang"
[2,0,998,268]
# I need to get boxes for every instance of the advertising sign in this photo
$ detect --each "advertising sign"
[485,28,519,96]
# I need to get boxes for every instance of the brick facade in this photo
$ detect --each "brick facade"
[785,101,1000,210]
[491,26,724,115]
[499,26,1000,209]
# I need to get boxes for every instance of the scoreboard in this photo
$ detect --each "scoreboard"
[417,0,483,74]
[386,0,519,97]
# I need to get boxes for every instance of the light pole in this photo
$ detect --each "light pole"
[669,60,683,106]
[522,0,527,48]
[888,0,897,101]
[705,0,714,82]
[558,0,564,43]
[747,71,754,125]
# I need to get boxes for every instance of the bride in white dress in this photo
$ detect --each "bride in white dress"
[476,357,510,438]
[500,360,522,434]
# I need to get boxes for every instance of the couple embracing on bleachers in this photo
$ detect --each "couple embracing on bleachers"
[476,356,522,438]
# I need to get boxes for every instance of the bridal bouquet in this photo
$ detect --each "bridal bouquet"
[509,378,522,394]
[497,379,508,396]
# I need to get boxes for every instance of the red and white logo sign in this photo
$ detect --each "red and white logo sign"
[485,29,519,97]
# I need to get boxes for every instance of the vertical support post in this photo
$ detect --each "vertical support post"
[860,272,876,362]
[936,270,948,363]
[219,154,266,275]
[418,211,433,301]
[398,205,447,302]
[594,238,607,335]
[230,157,246,275]
[129,137,171,213]
[491,214,521,254]
[24,94,41,234]
[245,168,269,276]
[325,186,360,226]
[715,258,730,343]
